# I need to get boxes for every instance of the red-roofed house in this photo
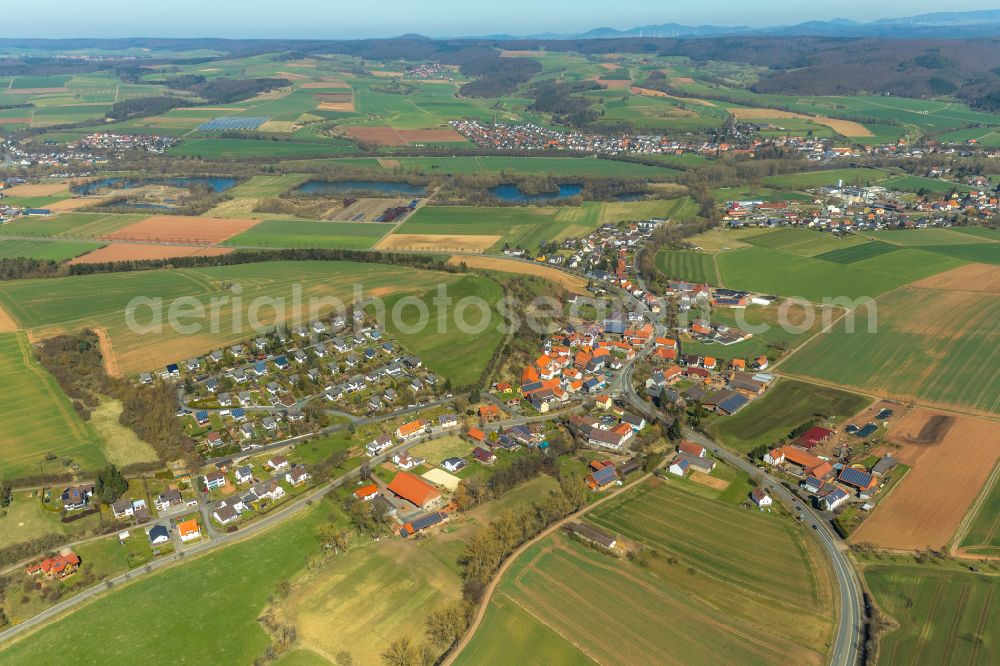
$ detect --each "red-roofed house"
[678,441,706,458]
[354,483,379,501]
[386,472,442,510]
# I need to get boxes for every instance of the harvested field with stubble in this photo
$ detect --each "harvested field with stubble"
[68,244,234,265]
[1,181,71,197]
[910,262,1000,294]
[850,409,1000,551]
[101,215,260,245]
[448,255,589,294]
[376,233,501,253]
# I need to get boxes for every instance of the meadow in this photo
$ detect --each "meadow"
[740,227,869,257]
[371,274,505,387]
[762,167,888,189]
[654,249,718,284]
[222,220,388,250]
[0,507,331,664]
[0,332,106,479]
[0,261,477,377]
[0,239,102,261]
[514,479,836,665]
[708,378,870,453]
[865,565,999,665]
[781,286,1000,414]
[168,138,356,159]
[716,245,965,302]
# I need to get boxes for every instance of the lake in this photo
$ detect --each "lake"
[73,176,238,196]
[295,180,428,196]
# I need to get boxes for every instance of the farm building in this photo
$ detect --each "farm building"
[399,511,449,538]
[386,472,442,510]
[563,522,617,549]
[586,461,619,490]
[795,426,834,449]
[838,467,877,491]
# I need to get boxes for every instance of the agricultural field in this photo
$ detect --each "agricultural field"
[959,471,1000,556]
[350,155,679,177]
[0,212,145,239]
[781,274,1000,414]
[391,203,606,253]
[716,245,965,302]
[654,249,718,284]
[0,239,103,261]
[371,274,505,387]
[762,168,889,189]
[740,227,870,257]
[708,379,870,454]
[0,506,332,664]
[813,241,900,264]
[865,565,999,665]
[850,409,1000,550]
[0,261,475,376]
[0,332,106,479]
[466,479,836,665]
[168,138,356,159]
[222,219,388,250]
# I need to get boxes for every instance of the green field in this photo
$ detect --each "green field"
[222,219,387,250]
[654,249,718,284]
[862,228,1000,247]
[782,286,1000,414]
[741,227,869,257]
[0,261,471,376]
[960,471,1000,556]
[0,239,102,261]
[0,507,331,664]
[717,245,965,302]
[762,168,888,189]
[372,274,504,387]
[0,212,144,239]
[464,479,835,665]
[865,565,999,665]
[394,204,605,253]
[343,155,679,178]
[0,332,106,479]
[708,378,870,453]
[225,174,309,198]
[168,138,356,159]
[814,240,900,264]
[681,301,824,363]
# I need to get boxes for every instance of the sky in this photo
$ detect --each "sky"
[5,1,993,39]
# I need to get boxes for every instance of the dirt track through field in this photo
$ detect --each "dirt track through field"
[93,327,122,377]
[728,108,873,137]
[447,255,589,294]
[101,215,260,245]
[68,243,234,265]
[850,409,1000,550]
[629,86,716,106]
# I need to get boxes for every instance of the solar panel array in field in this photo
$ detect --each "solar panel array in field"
[198,117,269,131]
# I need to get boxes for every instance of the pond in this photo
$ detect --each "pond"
[295,180,428,196]
[489,183,583,203]
[73,176,238,195]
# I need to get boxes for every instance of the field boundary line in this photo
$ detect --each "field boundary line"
[950,459,1000,555]
[15,331,86,443]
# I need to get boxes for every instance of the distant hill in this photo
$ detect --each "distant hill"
[519,9,1000,40]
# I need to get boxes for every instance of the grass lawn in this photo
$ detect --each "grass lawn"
[408,435,474,466]
[0,332,106,480]
[463,479,835,665]
[781,287,1000,414]
[0,239,102,261]
[371,274,505,387]
[865,565,1000,665]
[0,507,331,665]
[708,378,870,453]
[222,219,388,250]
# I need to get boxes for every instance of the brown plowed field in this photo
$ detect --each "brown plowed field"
[46,198,103,212]
[850,408,1000,550]
[629,86,717,106]
[315,92,354,112]
[910,263,1000,294]
[68,243,234,265]
[375,234,500,253]
[0,302,17,332]
[100,215,260,245]
[447,255,589,294]
[2,182,71,197]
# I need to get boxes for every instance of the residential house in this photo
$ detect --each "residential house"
[148,525,170,545]
[441,457,466,473]
[354,483,379,501]
[177,519,201,542]
[751,487,773,507]
[285,465,311,487]
[111,499,135,519]
[367,433,394,456]
[266,455,290,472]
[204,471,226,490]
[668,457,690,476]
[155,489,182,512]
[395,419,427,441]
